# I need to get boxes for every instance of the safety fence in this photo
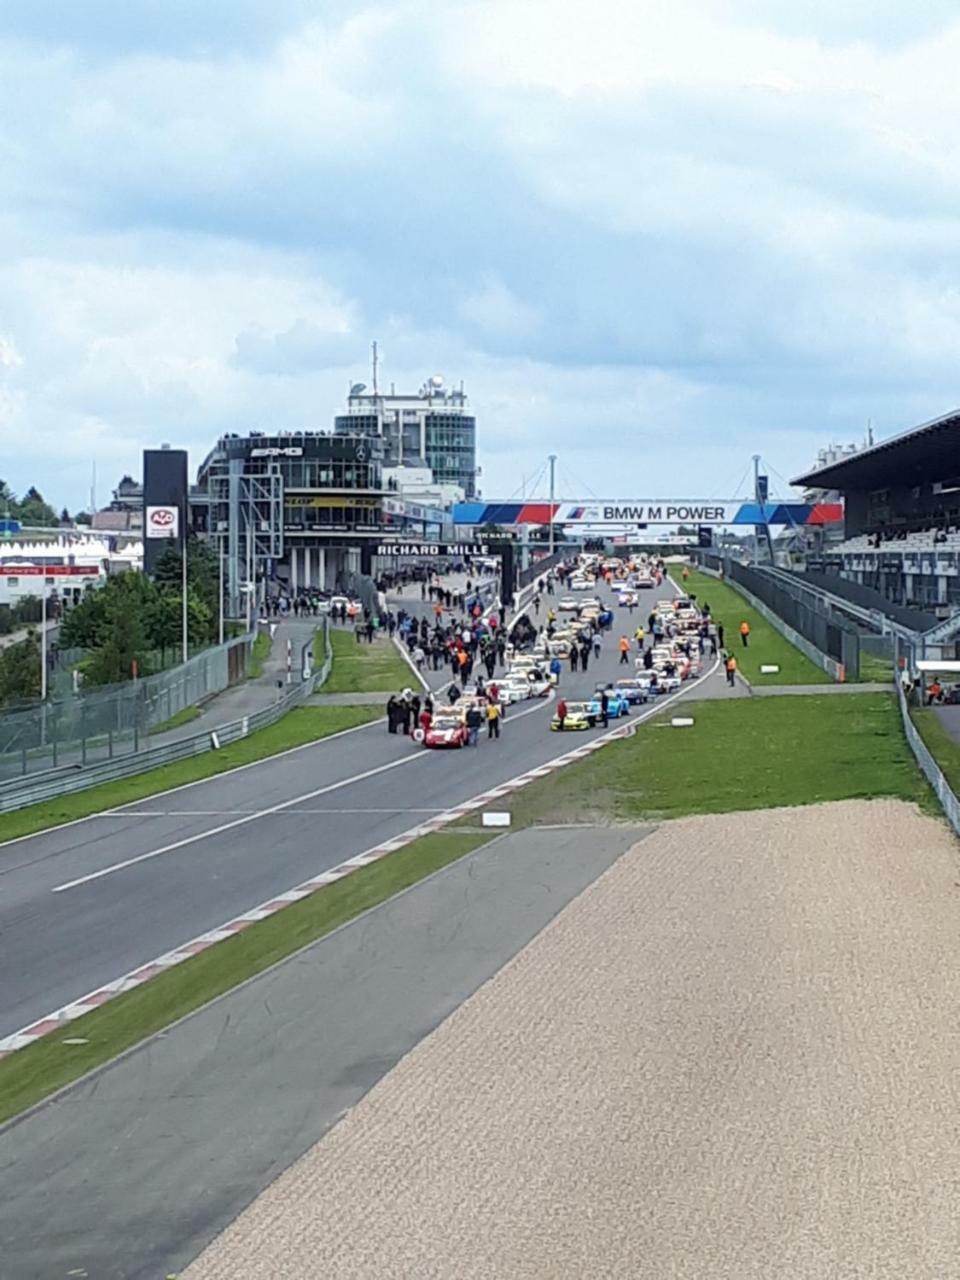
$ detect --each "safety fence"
[693,555,858,681]
[0,621,329,815]
[896,678,960,839]
[0,631,256,787]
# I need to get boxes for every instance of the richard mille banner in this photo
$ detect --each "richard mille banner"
[376,541,491,557]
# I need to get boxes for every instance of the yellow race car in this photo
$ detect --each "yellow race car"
[550,701,596,731]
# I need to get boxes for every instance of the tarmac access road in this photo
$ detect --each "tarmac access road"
[0,577,680,1040]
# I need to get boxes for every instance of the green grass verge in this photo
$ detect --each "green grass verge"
[859,651,895,683]
[679,566,831,685]
[0,830,493,1127]
[248,629,272,679]
[320,626,414,694]
[910,706,960,796]
[463,693,933,828]
[0,705,381,845]
[148,704,201,735]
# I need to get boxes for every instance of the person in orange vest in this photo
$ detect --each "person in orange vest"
[681,566,689,582]
[739,620,750,648]
[726,653,737,687]
[618,635,630,665]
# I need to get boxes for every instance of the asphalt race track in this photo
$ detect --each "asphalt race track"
[0,577,688,1039]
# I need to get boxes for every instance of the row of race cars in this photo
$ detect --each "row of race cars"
[547,587,705,730]
[422,555,705,746]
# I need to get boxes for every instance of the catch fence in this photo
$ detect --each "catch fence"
[0,632,255,784]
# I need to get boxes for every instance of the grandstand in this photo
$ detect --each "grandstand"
[793,408,960,616]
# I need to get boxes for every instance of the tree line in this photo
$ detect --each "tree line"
[0,479,71,527]
[0,539,226,705]
[58,539,223,686]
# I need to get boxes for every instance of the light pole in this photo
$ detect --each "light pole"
[548,454,557,557]
[218,530,225,646]
[40,579,48,703]
[181,512,189,665]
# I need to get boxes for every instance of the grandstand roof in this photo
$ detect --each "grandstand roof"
[792,408,960,490]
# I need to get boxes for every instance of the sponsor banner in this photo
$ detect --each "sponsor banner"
[453,500,844,528]
[145,505,179,538]
[0,565,100,576]
[376,541,491,558]
[557,501,741,524]
[287,495,379,510]
[250,446,303,457]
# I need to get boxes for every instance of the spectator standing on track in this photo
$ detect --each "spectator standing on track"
[556,697,567,730]
[634,624,645,646]
[592,632,601,660]
[726,653,737,687]
[413,643,425,671]
[549,654,562,685]
[487,699,502,739]
[599,689,610,728]
[570,646,579,673]
[717,622,725,649]
[386,695,400,734]
[618,635,630,665]
[466,702,483,746]
[740,620,750,648]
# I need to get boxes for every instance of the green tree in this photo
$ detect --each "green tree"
[0,633,41,705]
[81,606,148,686]
[16,486,58,527]
[153,537,220,646]
[144,591,183,664]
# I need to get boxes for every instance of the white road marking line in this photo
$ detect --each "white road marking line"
[101,807,452,817]
[50,696,555,892]
[0,714,386,852]
[51,753,431,893]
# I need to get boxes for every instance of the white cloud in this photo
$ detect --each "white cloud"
[3,2,960,507]
[459,276,541,341]
[0,335,23,369]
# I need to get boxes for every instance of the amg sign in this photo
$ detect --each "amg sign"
[376,542,491,557]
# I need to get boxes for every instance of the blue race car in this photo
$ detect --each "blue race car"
[588,690,631,719]
[602,679,649,706]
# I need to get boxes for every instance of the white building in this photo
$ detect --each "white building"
[0,534,142,607]
[335,375,478,498]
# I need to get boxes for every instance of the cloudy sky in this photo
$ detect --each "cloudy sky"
[2,1,960,510]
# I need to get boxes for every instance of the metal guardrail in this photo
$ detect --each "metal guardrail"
[0,622,331,816]
[896,679,960,838]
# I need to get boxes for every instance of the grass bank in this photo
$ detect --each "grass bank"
[148,704,201,735]
[248,629,272,679]
[464,693,932,828]
[910,706,960,796]
[320,627,414,694]
[0,829,492,1127]
[679,566,831,685]
[0,705,381,845]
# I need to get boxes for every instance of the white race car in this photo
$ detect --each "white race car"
[557,597,581,612]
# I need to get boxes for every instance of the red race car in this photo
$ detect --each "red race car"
[423,712,469,749]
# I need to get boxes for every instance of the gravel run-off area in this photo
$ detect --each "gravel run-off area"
[186,798,960,1280]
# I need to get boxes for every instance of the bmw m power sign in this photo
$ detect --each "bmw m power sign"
[145,505,179,538]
